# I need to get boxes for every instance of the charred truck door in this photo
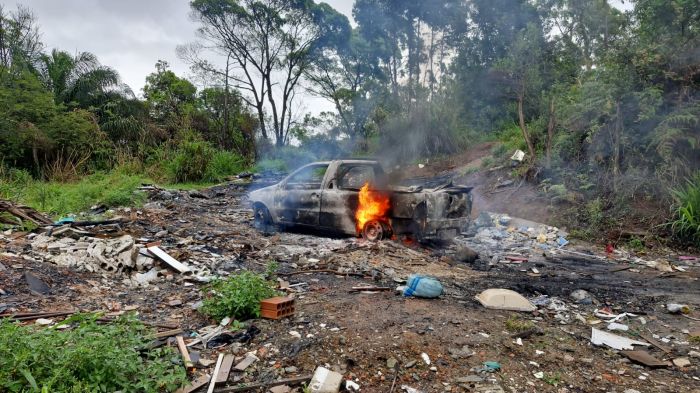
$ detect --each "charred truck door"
[320,163,385,235]
[276,163,329,226]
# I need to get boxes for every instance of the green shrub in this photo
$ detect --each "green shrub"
[0,313,186,392]
[167,139,215,183]
[205,150,246,182]
[549,184,567,197]
[586,197,604,230]
[201,270,279,322]
[669,172,700,245]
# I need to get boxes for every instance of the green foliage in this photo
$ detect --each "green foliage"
[201,271,279,322]
[628,237,645,252]
[205,150,246,182]
[166,134,246,183]
[167,138,215,183]
[0,313,186,392]
[505,315,534,333]
[0,167,146,217]
[542,372,562,386]
[669,172,700,245]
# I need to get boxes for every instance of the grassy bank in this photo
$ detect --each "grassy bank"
[0,166,229,218]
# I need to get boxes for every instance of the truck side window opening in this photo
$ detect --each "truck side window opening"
[338,165,375,190]
[286,165,328,190]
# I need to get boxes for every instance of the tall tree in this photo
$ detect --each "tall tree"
[189,0,334,147]
[142,60,197,132]
[0,5,42,73]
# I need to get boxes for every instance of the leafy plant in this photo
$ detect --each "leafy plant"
[205,149,246,182]
[0,313,186,392]
[543,372,562,386]
[669,172,700,246]
[627,237,645,252]
[167,138,215,183]
[505,315,534,333]
[201,270,280,322]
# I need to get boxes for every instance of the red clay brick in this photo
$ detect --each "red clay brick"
[260,296,295,320]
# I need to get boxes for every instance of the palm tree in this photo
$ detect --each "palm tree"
[36,49,132,108]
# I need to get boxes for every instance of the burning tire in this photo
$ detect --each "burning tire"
[362,220,390,241]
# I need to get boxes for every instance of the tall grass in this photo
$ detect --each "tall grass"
[669,172,700,246]
[0,166,147,217]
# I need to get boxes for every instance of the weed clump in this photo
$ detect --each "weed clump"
[0,313,186,392]
[505,315,534,333]
[201,270,279,322]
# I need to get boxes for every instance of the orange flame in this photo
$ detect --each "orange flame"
[356,182,390,232]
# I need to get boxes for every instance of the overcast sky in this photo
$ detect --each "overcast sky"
[11,0,354,97]
[10,0,630,110]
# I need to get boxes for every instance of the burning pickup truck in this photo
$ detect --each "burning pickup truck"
[248,160,472,240]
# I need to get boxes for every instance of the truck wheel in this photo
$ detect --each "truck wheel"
[362,220,389,241]
[253,205,273,233]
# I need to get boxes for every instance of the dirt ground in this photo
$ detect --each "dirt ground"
[1,158,700,393]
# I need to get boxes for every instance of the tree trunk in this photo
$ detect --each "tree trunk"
[517,93,536,161]
[612,101,622,190]
[546,98,556,169]
[223,54,230,150]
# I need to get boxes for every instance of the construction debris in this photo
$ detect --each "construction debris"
[0,199,53,227]
[309,366,343,393]
[590,328,650,351]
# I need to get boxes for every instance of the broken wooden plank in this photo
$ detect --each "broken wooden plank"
[213,375,313,393]
[146,242,191,273]
[216,354,235,383]
[154,328,184,339]
[639,332,672,354]
[175,373,211,393]
[176,336,194,369]
[349,286,392,292]
[207,354,225,393]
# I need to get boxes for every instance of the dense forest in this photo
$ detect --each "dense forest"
[0,0,698,245]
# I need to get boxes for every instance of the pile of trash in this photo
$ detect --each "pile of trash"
[457,211,567,262]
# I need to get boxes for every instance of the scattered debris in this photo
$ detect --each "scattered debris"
[620,351,670,368]
[234,352,259,371]
[309,366,343,393]
[510,150,525,162]
[146,241,191,274]
[672,357,691,368]
[667,303,691,314]
[0,199,53,227]
[590,328,650,351]
[23,271,50,295]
